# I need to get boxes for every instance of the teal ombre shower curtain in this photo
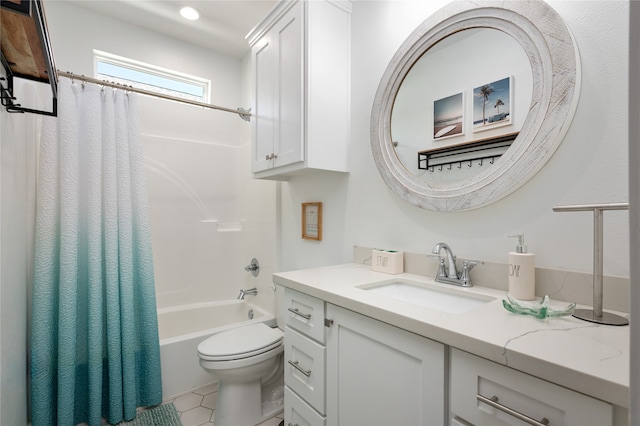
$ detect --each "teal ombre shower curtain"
[31,77,162,426]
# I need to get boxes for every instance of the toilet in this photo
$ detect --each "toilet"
[197,322,284,426]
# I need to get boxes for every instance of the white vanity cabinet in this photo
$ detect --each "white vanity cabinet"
[283,289,446,426]
[246,0,351,180]
[450,348,614,426]
[325,304,445,426]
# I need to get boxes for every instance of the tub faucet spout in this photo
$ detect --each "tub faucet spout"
[237,287,258,300]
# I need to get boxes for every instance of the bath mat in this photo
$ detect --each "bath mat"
[116,403,182,426]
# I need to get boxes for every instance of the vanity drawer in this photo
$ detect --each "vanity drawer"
[284,386,326,426]
[450,348,613,426]
[284,288,325,343]
[285,326,326,414]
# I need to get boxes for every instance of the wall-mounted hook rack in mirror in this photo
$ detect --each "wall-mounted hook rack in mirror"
[418,132,517,173]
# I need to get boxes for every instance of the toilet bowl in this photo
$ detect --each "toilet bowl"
[197,322,284,426]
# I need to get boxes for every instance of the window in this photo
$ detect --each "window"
[94,50,210,103]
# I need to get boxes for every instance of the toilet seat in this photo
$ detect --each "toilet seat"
[198,323,283,361]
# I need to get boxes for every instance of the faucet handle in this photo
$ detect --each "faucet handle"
[429,255,449,278]
[244,258,260,277]
[436,257,448,279]
[462,259,484,270]
[459,260,484,286]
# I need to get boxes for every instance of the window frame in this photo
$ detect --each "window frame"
[93,50,210,103]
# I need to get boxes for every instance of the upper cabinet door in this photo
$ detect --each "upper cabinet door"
[252,35,277,173]
[273,3,304,170]
[248,0,351,180]
[250,1,303,175]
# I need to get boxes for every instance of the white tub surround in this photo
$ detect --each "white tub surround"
[273,264,629,411]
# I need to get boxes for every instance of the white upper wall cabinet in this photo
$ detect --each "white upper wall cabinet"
[247,0,352,180]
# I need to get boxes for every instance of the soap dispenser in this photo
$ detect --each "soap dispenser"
[508,234,535,300]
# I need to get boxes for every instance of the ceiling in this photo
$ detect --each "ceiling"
[67,0,278,58]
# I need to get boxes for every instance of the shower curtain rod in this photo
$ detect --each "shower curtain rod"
[56,70,252,121]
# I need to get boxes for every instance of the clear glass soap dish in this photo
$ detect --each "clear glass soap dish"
[502,293,576,319]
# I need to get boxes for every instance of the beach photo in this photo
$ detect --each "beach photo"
[433,92,463,140]
[473,76,512,132]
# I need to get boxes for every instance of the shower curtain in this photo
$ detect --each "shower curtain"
[30,77,162,426]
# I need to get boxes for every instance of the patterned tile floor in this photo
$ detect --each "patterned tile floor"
[165,382,284,426]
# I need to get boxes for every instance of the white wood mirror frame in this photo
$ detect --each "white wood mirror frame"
[370,0,580,212]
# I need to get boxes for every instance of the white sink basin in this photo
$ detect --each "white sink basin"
[359,280,494,314]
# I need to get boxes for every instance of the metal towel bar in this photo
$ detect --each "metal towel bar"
[553,202,629,325]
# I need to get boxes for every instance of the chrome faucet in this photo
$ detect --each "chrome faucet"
[431,243,483,287]
[237,287,257,300]
[432,242,458,279]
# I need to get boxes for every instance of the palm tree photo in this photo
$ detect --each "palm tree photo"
[479,84,494,125]
[473,77,511,130]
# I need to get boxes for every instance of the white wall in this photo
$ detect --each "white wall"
[44,2,278,312]
[0,80,41,425]
[628,0,639,422]
[280,0,631,284]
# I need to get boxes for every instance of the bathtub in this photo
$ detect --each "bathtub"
[158,300,277,398]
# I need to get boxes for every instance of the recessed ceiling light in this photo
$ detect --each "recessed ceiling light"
[180,6,200,21]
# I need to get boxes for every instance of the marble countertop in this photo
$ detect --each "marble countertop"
[273,263,629,408]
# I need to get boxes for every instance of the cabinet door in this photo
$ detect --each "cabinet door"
[251,1,303,173]
[273,1,304,169]
[251,33,275,173]
[326,304,445,426]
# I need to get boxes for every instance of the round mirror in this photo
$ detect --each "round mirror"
[392,28,532,186]
[371,1,580,211]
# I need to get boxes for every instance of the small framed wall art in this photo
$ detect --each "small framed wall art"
[433,92,464,141]
[473,76,513,132]
[302,202,322,241]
